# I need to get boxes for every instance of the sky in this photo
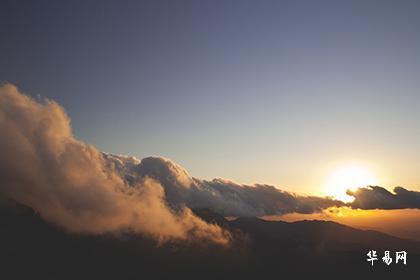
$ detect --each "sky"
[1,0,420,195]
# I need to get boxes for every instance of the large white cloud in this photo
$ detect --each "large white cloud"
[0,83,350,245]
[0,84,229,244]
[110,155,345,217]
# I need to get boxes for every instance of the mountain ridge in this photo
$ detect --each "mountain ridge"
[1,203,419,279]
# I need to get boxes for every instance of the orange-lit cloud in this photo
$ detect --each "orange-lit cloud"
[111,155,345,216]
[2,84,420,244]
[0,84,229,244]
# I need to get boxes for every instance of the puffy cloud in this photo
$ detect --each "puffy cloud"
[190,179,345,216]
[0,84,229,244]
[348,186,420,210]
[109,156,345,217]
[0,83,351,243]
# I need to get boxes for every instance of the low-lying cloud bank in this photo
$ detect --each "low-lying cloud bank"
[348,186,420,210]
[1,84,419,243]
[0,84,228,244]
[108,155,345,217]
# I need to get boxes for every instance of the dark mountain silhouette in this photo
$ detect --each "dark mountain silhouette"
[1,204,419,280]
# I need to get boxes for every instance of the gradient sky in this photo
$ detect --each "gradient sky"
[1,0,420,195]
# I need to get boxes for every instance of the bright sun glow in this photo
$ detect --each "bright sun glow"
[325,165,378,203]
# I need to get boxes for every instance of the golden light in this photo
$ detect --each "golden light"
[325,165,378,202]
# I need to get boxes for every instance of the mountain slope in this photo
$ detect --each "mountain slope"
[0,204,419,279]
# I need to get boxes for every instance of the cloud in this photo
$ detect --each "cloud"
[348,186,420,210]
[0,83,361,243]
[192,179,345,216]
[0,84,229,244]
[107,155,345,217]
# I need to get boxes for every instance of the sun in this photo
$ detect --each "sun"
[325,165,378,202]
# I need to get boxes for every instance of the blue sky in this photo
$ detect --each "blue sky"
[1,0,420,194]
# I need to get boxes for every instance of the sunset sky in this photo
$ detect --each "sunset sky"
[1,0,420,200]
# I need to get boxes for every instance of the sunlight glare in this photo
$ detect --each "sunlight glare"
[325,165,378,203]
